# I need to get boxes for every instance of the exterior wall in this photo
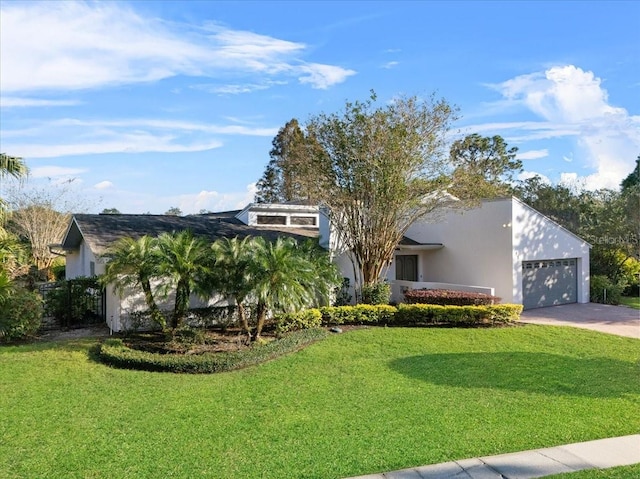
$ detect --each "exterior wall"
[402,200,515,302]
[65,240,105,279]
[511,198,590,304]
[391,280,495,303]
[238,203,320,228]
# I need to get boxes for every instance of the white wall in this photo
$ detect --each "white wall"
[511,198,590,304]
[403,200,515,302]
[65,240,104,279]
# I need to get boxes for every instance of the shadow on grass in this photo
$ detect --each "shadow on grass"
[389,352,640,398]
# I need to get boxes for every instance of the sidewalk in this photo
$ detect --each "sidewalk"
[346,434,640,479]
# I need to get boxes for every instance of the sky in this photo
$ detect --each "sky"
[1,0,639,215]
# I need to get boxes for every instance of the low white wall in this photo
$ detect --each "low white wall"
[391,280,495,304]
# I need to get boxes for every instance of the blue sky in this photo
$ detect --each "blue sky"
[1,0,639,214]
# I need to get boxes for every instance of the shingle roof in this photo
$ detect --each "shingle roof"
[62,214,319,256]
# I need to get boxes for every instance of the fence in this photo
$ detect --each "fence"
[37,277,106,329]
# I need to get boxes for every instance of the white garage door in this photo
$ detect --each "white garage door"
[522,259,577,310]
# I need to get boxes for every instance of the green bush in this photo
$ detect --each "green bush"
[44,276,104,326]
[320,304,396,325]
[0,288,43,342]
[275,309,322,335]
[590,275,625,305]
[394,304,522,326]
[361,282,391,305]
[98,328,329,374]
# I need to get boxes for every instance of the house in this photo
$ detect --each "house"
[60,198,589,331]
[60,204,320,332]
[388,197,590,309]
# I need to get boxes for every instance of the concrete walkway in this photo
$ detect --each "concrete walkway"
[346,434,640,479]
[520,303,640,339]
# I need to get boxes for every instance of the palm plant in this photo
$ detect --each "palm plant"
[157,230,212,329]
[251,236,328,341]
[101,236,165,329]
[0,153,29,228]
[209,236,256,337]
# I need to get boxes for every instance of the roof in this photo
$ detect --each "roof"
[62,214,319,256]
[397,236,444,251]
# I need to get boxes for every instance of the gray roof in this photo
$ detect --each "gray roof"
[62,214,319,256]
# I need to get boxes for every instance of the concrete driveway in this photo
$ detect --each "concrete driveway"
[521,303,640,339]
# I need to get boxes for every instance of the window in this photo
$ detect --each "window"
[396,255,418,281]
[290,216,317,226]
[90,261,95,276]
[256,215,287,225]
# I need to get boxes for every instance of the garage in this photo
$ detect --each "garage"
[522,259,577,310]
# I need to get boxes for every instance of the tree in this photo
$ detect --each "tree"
[164,206,182,216]
[100,208,121,214]
[448,134,522,199]
[250,236,338,341]
[0,154,29,227]
[157,230,212,329]
[620,155,640,191]
[101,236,165,329]
[295,92,459,289]
[209,236,256,337]
[255,119,313,203]
[0,153,28,181]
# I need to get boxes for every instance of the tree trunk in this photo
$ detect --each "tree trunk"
[237,301,252,339]
[142,281,165,330]
[253,301,267,342]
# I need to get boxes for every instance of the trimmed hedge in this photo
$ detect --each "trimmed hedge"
[403,288,501,306]
[318,303,522,326]
[275,309,322,334]
[98,328,329,374]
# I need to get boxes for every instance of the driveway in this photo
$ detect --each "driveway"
[521,303,640,339]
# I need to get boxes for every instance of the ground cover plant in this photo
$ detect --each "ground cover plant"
[546,464,640,478]
[620,296,640,310]
[1,325,638,479]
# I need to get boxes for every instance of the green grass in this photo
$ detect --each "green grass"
[1,325,639,479]
[546,464,640,478]
[620,296,640,309]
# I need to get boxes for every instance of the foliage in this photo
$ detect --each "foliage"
[320,304,397,325]
[0,153,29,227]
[255,118,312,203]
[101,235,165,329]
[620,155,639,190]
[403,288,501,306]
[0,229,30,279]
[361,281,391,305]
[4,180,88,279]
[590,275,624,305]
[156,230,212,329]
[448,133,522,199]
[100,207,121,214]
[0,287,42,341]
[333,277,352,306]
[394,303,522,325]
[274,309,322,335]
[43,276,104,326]
[318,303,521,325]
[0,271,14,305]
[98,328,328,373]
[296,91,460,289]
[164,206,182,216]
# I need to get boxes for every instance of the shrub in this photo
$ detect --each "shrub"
[44,276,103,327]
[333,277,352,306]
[320,305,397,325]
[361,282,391,305]
[98,328,329,374]
[394,304,522,326]
[590,275,625,305]
[403,288,501,306]
[275,309,322,335]
[0,288,43,342]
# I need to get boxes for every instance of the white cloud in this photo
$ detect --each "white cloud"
[517,149,548,160]
[0,97,81,108]
[172,183,257,215]
[382,61,399,69]
[298,63,357,89]
[94,181,114,190]
[30,166,87,178]
[489,65,640,189]
[0,2,355,93]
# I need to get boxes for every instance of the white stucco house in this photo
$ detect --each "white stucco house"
[60,198,589,331]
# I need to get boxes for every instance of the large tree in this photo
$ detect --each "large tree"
[448,133,522,199]
[293,92,460,288]
[254,119,312,203]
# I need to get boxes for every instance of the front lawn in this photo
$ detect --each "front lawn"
[1,325,638,479]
